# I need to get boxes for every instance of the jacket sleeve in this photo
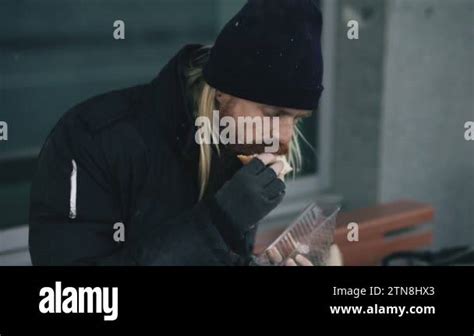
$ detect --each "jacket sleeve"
[29,113,247,266]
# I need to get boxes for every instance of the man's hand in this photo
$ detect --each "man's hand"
[212,153,286,239]
[266,246,314,266]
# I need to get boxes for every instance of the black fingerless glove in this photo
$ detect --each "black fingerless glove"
[210,158,286,245]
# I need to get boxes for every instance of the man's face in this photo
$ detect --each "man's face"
[216,91,312,155]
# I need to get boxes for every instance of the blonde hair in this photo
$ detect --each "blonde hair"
[186,46,304,200]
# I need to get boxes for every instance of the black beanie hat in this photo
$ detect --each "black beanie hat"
[203,0,324,110]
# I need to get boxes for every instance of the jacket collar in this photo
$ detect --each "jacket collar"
[146,44,243,193]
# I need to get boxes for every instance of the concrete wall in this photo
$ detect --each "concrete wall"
[379,0,474,248]
[329,0,388,209]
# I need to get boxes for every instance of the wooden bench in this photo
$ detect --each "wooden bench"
[2,200,434,266]
[255,200,435,265]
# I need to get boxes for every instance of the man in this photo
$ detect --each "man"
[29,0,324,265]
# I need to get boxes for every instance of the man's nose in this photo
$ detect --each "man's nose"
[275,117,294,145]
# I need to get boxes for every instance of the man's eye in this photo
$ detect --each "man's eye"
[264,110,279,117]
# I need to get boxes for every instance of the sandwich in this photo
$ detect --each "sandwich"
[237,154,293,180]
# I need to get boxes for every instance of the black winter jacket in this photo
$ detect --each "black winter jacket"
[28,45,255,266]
